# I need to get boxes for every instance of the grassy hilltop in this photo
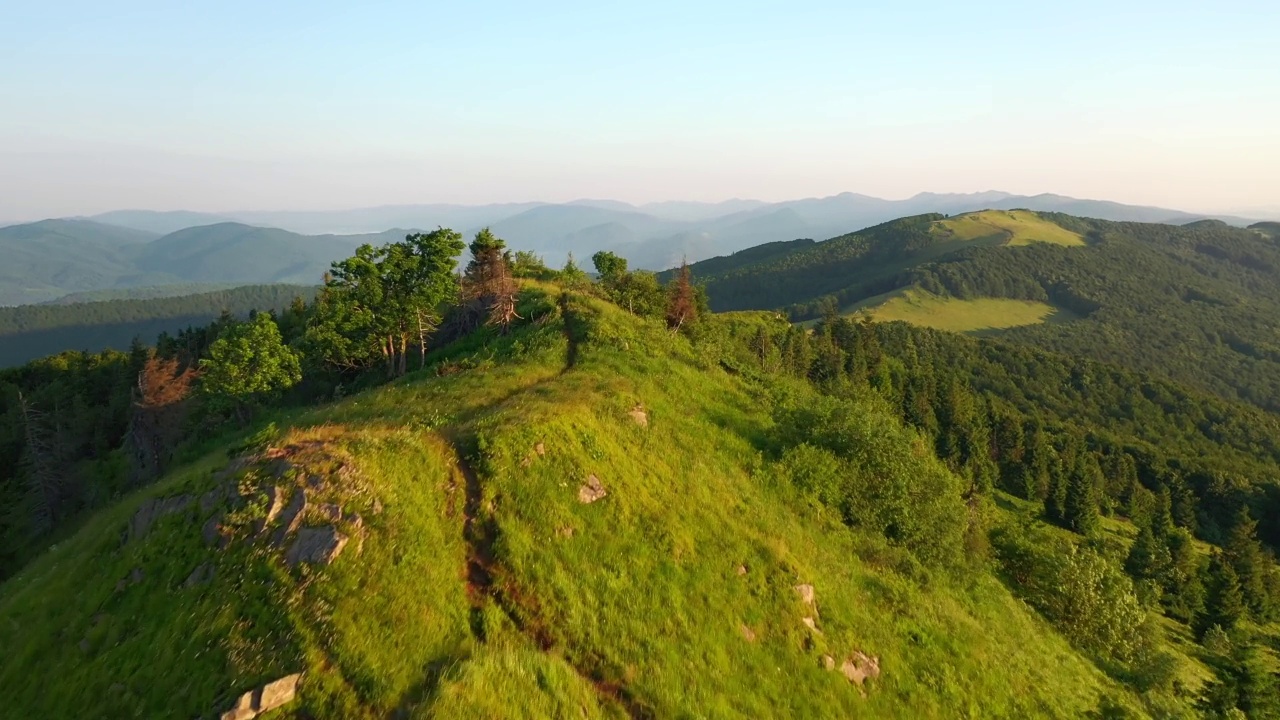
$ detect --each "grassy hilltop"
[0,285,1158,719]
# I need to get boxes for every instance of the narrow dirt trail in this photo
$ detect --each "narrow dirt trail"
[449,431,649,718]
[558,292,581,372]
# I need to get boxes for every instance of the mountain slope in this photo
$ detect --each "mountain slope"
[0,288,1145,718]
[0,219,167,305]
[0,220,403,306]
[0,284,317,367]
[678,210,1087,314]
[691,210,1280,414]
[129,223,397,285]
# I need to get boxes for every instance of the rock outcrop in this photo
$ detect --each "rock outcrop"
[220,673,303,720]
[285,526,348,566]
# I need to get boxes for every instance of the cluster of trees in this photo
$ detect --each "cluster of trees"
[0,228,708,581]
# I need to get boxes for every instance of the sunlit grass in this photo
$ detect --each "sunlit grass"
[935,210,1087,247]
[0,286,1159,718]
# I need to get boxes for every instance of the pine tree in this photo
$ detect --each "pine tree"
[559,252,589,289]
[1199,642,1280,720]
[1021,423,1053,501]
[1198,552,1246,638]
[1235,642,1280,720]
[1163,528,1206,623]
[1224,506,1273,621]
[1125,525,1169,583]
[1063,452,1102,535]
[749,326,771,368]
[1168,474,1198,533]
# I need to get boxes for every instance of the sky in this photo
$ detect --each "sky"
[2,0,1278,220]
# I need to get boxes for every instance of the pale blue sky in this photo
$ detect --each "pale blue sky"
[2,0,1277,219]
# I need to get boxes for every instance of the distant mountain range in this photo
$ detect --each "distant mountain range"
[0,219,403,306]
[0,191,1268,306]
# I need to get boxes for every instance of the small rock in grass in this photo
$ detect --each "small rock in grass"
[220,673,303,720]
[840,652,881,689]
[578,475,607,504]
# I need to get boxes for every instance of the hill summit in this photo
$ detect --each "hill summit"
[1,284,1146,719]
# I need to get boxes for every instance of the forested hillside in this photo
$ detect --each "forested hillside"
[688,210,1280,414]
[4,225,1280,718]
[0,219,164,305]
[0,285,316,367]
[0,219,402,306]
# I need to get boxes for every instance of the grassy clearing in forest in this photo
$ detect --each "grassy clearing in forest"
[853,289,1075,333]
[934,210,1087,247]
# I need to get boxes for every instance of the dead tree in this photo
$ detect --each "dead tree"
[17,392,61,535]
[666,260,697,331]
[487,258,522,332]
[463,244,522,333]
[127,355,200,483]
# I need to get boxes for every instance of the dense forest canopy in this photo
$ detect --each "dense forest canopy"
[687,211,1280,414]
[0,285,318,367]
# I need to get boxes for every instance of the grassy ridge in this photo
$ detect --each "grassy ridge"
[935,210,1088,247]
[0,287,1149,718]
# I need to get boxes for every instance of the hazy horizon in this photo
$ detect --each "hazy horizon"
[4,1,1277,221]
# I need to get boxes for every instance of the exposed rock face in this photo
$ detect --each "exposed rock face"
[794,584,816,608]
[740,624,757,642]
[271,489,309,546]
[253,487,286,536]
[220,673,303,720]
[317,503,343,523]
[578,474,607,504]
[285,526,348,566]
[736,564,748,576]
[802,616,821,633]
[128,495,194,542]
